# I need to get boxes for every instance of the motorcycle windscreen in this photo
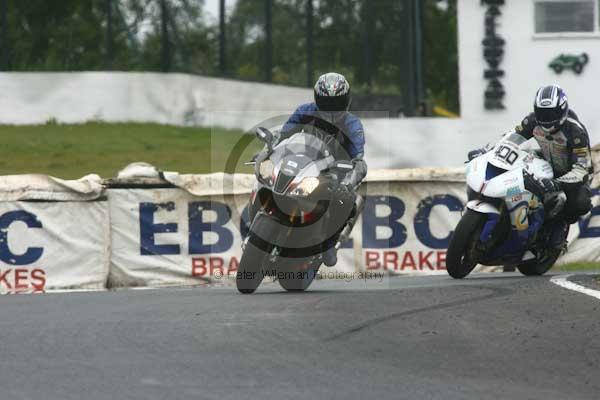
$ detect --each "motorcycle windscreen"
[274,132,332,161]
[485,163,508,180]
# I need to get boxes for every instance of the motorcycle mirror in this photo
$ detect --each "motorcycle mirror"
[256,127,274,151]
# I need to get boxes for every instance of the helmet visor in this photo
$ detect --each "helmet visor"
[535,106,563,128]
[315,92,350,112]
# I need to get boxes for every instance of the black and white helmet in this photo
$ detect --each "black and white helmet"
[314,72,351,112]
[534,84,569,132]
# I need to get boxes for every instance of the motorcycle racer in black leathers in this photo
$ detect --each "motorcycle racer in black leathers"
[467,85,592,247]
[515,85,593,226]
[492,84,594,253]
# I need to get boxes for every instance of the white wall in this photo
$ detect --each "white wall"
[362,118,513,169]
[0,72,508,169]
[0,72,312,129]
[458,0,600,143]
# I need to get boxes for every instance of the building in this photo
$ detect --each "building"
[458,0,600,141]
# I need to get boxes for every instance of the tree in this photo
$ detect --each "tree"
[423,0,459,113]
[223,0,460,113]
[7,0,108,70]
[5,0,217,74]
[3,0,460,113]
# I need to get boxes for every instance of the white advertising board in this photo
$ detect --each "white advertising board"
[0,201,110,293]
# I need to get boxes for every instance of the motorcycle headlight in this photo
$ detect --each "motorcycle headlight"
[289,177,320,197]
[259,160,274,182]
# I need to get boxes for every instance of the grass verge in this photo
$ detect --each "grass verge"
[0,122,262,179]
[552,262,600,272]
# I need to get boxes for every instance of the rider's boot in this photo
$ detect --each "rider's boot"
[323,247,338,267]
[547,218,570,248]
[323,196,364,268]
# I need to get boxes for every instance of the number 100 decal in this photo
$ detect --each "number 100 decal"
[495,145,518,165]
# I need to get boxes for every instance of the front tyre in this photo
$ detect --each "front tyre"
[278,262,321,292]
[236,238,268,294]
[446,210,487,279]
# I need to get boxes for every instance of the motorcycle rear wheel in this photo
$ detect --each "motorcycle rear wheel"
[517,248,562,276]
[518,223,569,276]
[446,210,487,279]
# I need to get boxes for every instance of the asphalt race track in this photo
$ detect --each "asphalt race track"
[1,273,599,400]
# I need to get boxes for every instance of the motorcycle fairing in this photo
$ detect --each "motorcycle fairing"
[464,142,556,265]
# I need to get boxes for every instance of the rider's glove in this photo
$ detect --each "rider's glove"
[340,172,357,192]
[341,158,367,191]
[523,172,560,198]
[467,148,486,161]
[543,191,567,220]
[466,143,493,162]
[523,172,564,217]
[539,178,562,194]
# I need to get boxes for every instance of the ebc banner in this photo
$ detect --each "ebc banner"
[0,201,110,293]
[107,183,600,287]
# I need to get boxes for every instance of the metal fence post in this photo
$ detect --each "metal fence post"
[0,0,8,70]
[306,0,313,87]
[265,0,272,82]
[400,0,416,116]
[219,0,226,75]
[160,0,172,72]
[105,0,114,70]
[362,1,373,90]
[414,0,425,114]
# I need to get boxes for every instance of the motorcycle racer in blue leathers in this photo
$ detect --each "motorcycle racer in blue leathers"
[279,72,367,266]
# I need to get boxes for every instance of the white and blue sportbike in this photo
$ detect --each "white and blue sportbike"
[447,137,567,279]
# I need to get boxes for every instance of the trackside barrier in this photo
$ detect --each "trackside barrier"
[0,175,110,293]
[0,201,111,293]
[105,167,600,288]
[1,167,598,292]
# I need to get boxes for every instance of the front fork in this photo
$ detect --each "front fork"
[334,195,364,250]
[466,201,511,259]
[469,201,547,264]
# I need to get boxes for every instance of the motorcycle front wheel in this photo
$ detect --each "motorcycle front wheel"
[446,210,487,279]
[236,237,268,294]
[278,261,321,292]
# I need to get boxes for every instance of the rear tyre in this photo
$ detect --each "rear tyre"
[446,210,487,279]
[517,248,562,276]
[278,262,321,292]
[518,223,569,276]
[236,238,268,294]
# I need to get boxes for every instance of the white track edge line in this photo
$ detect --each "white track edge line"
[550,274,600,300]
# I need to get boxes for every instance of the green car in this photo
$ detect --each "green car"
[549,53,589,74]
